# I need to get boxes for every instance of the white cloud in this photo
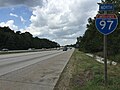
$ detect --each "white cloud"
[0,0,101,45]
[24,0,100,45]
[10,13,18,17]
[10,13,26,24]
[0,0,46,7]
[0,20,18,30]
[20,16,26,24]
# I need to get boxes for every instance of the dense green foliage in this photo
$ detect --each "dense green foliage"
[0,26,60,50]
[77,0,120,62]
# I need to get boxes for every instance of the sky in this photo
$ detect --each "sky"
[0,0,101,46]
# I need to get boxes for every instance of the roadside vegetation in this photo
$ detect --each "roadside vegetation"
[0,26,60,50]
[54,49,120,90]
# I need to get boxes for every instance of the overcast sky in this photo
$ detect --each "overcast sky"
[0,0,101,46]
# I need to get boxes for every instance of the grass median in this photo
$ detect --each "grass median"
[54,49,120,90]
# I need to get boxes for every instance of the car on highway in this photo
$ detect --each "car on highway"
[63,46,68,51]
[1,48,9,51]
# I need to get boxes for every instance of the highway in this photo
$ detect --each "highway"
[0,49,74,90]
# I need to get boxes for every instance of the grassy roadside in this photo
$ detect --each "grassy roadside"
[54,49,120,90]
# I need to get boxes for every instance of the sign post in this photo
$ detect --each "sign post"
[104,33,107,85]
[104,11,107,86]
[96,3,118,85]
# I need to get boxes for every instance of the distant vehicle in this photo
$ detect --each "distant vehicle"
[57,48,60,50]
[28,48,32,50]
[28,48,35,51]
[63,47,68,51]
[2,48,8,51]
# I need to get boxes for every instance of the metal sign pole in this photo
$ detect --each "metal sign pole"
[104,11,107,86]
[104,35,107,85]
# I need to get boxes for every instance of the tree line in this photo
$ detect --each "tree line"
[0,26,60,50]
[76,0,120,63]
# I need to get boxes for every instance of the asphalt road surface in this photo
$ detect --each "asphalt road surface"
[0,49,74,90]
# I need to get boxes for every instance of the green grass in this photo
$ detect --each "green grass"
[54,49,120,90]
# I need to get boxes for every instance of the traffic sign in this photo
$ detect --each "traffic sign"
[99,4,114,11]
[95,14,118,35]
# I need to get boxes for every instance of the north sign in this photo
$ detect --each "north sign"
[99,4,114,11]
[95,14,118,35]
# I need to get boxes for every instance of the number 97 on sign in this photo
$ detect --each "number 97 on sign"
[95,14,118,35]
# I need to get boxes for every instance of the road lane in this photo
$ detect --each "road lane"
[0,49,74,90]
[0,50,64,76]
[0,50,60,61]
[0,50,61,66]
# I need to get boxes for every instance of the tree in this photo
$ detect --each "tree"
[0,26,60,50]
[78,0,120,62]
